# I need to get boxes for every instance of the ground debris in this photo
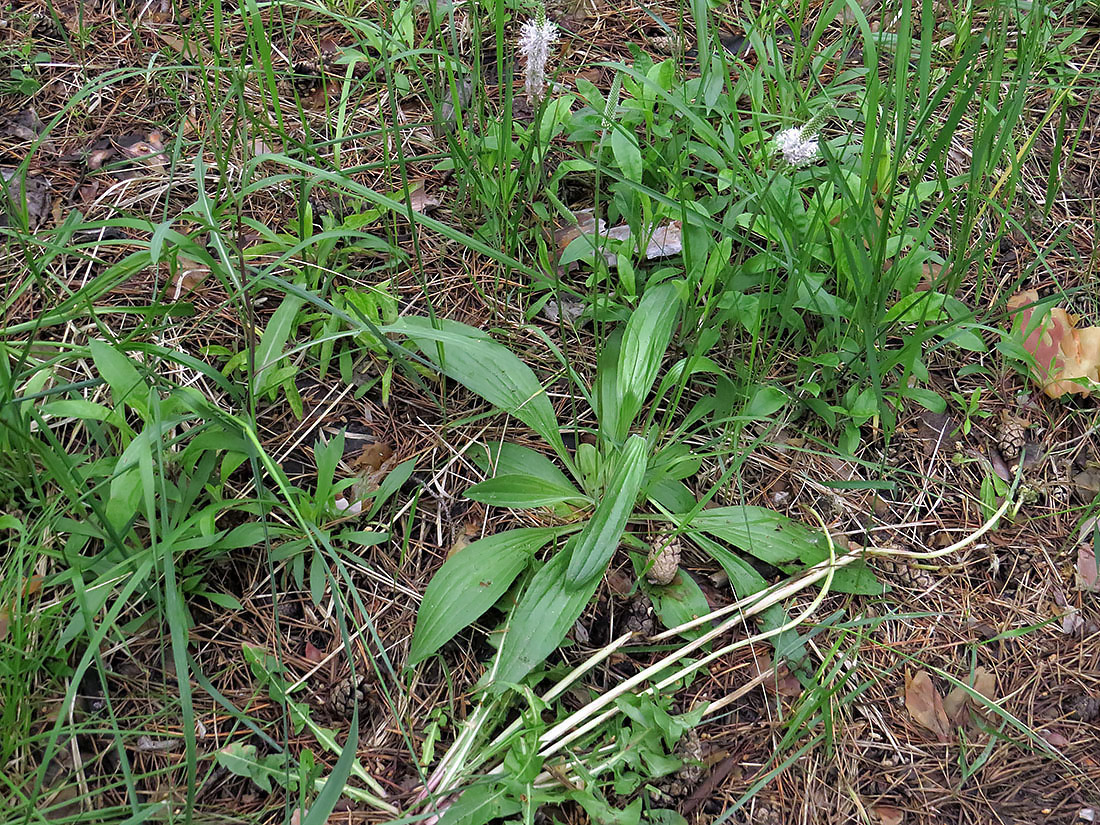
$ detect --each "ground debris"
[904,669,951,742]
[0,167,51,230]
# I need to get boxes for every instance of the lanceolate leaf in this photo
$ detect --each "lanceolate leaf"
[408,528,562,666]
[387,317,567,460]
[465,475,590,508]
[470,442,578,492]
[565,435,648,586]
[612,282,682,441]
[493,540,601,688]
[253,293,304,395]
[684,506,822,566]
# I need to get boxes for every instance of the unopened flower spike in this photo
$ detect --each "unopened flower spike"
[519,6,558,103]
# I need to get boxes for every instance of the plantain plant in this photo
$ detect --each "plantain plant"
[381,281,881,689]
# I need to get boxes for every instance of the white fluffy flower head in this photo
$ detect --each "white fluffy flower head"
[519,13,558,103]
[774,126,819,167]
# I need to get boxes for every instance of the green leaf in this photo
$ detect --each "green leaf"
[565,435,648,586]
[40,398,128,430]
[465,475,589,508]
[253,293,304,394]
[215,743,295,793]
[494,539,602,688]
[631,554,711,639]
[743,385,787,419]
[684,506,822,566]
[613,283,682,441]
[408,527,562,666]
[798,545,885,595]
[470,442,578,492]
[437,783,522,825]
[89,339,150,420]
[387,317,566,460]
[611,126,644,183]
[365,457,417,520]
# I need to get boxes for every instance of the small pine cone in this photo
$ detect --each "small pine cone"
[753,804,783,825]
[325,673,369,719]
[997,411,1028,462]
[1071,694,1100,722]
[873,555,934,589]
[624,593,656,637]
[647,532,681,586]
[675,728,703,784]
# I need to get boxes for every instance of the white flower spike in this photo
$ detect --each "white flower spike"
[519,12,558,103]
[774,126,819,167]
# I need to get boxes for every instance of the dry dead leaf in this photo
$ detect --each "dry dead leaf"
[554,210,684,273]
[943,667,997,725]
[1076,544,1099,592]
[2,108,44,141]
[1,168,51,230]
[304,641,325,664]
[407,180,441,214]
[171,255,210,300]
[84,132,169,180]
[747,651,803,698]
[905,669,951,742]
[1040,728,1071,748]
[1008,290,1100,398]
[871,805,905,825]
[347,442,397,501]
[150,28,212,61]
[446,522,480,559]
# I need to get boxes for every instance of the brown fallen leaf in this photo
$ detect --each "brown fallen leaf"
[905,669,951,742]
[747,651,803,698]
[1008,290,1100,398]
[943,666,997,725]
[1077,543,1099,592]
[871,805,904,825]
[1,168,51,230]
[348,442,397,501]
[407,179,441,214]
[84,131,169,180]
[303,641,326,664]
[171,254,210,300]
[554,209,684,273]
[1039,728,1071,748]
[2,108,44,141]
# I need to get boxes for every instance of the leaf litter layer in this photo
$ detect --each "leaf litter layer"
[1,0,1099,822]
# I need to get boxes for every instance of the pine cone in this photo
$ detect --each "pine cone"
[648,729,703,803]
[1071,694,1100,722]
[624,593,656,637]
[675,728,703,784]
[325,673,369,719]
[997,411,1028,462]
[873,555,934,589]
[647,532,681,586]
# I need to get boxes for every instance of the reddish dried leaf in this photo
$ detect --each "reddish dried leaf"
[871,804,904,825]
[303,641,325,664]
[1077,543,1100,592]
[905,669,951,742]
[1008,290,1100,398]
[1040,728,1071,748]
[943,685,969,725]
